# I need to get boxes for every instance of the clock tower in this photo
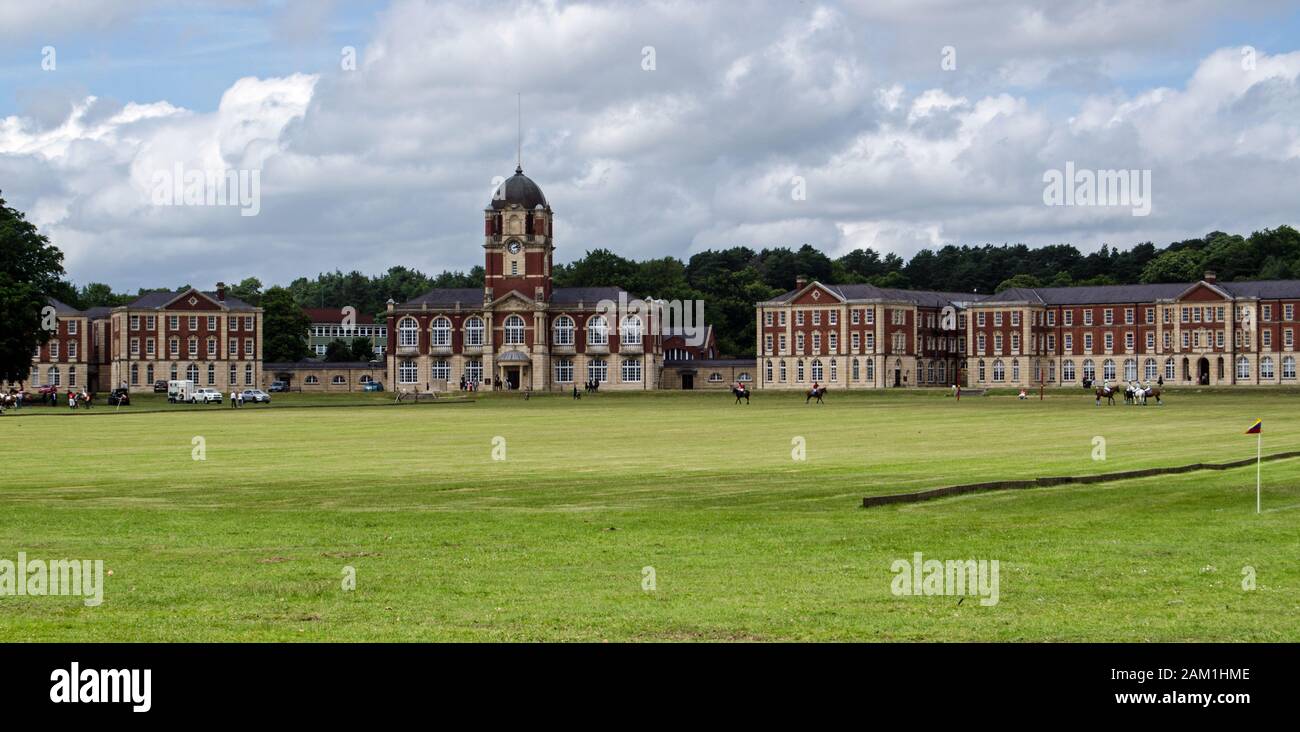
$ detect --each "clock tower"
[484,165,554,302]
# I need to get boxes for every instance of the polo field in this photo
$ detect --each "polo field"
[2,388,1297,641]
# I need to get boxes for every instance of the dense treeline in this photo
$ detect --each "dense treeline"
[52,226,1300,359]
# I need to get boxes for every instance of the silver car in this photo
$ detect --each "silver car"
[240,389,271,404]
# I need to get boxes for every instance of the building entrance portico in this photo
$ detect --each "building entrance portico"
[496,349,531,390]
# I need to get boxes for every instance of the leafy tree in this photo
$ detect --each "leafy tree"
[229,277,263,306]
[0,192,66,385]
[349,336,375,362]
[261,286,311,362]
[1140,249,1204,283]
[324,339,353,362]
[995,274,1044,293]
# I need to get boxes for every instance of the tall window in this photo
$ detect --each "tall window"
[587,357,608,383]
[465,359,483,383]
[430,317,452,347]
[1082,359,1095,381]
[504,315,526,345]
[1260,356,1274,380]
[1144,359,1157,380]
[1124,359,1137,381]
[1165,358,1176,380]
[554,358,573,383]
[811,359,823,382]
[992,360,1005,382]
[186,363,199,382]
[621,357,642,382]
[1063,360,1076,381]
[431,359,451,380]
[245,364,254,385]
[398,359,418,383]
[1236,356,1250,380]
[464,316,485,347]
[398,317,419,347]
[553,316,574,346]
[1103,359,1116,381]
[1283,356,1296,380]
[49,366,60,386]
[586,316,608,346]
[207,363,216,385]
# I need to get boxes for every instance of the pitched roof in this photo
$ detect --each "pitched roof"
[1220,280,1300,299]
[126,289,258,311]
[551,286,628,305]
[396,288,483,308]
[979,282,1189,305]
[765,282,979,306]
[46,297,82,315]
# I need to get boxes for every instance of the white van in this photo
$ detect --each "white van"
[167,380,195,403]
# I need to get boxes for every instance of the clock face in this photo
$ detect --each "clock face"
[507,241,521,254]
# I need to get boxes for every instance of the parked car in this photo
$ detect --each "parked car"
[107,388,131,406]
[189,387,223,404]
[268,381,288,393]
[362,381,384,392]
[241,389,270,404]
[153,380,168,393]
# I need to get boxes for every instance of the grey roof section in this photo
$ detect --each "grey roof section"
[82,306,113,319]
[488,167,549,210]
[551,286,628,305]
[397,288,484,308]
[1220,280,1300,299]
[980,282,1190,305]
[496,350,531,362]
[978,280,1300,305]
[47,297,82,315]
[126,289,258,310]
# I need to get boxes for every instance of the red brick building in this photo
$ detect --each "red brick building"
[106,284,263,392]
[754,278,973,389]
[385,166,672,392]
[966,272,1300,388]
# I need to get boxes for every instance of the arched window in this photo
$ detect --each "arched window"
[796,359,805,382]
[1164,358,1175,380]
[48,366,60,386]
[1144,359,1157,380]
[504,314,526,345]
[1124,358,1136,381]
[130,363,139,385]
[992,359,1005,381]
[866,357,875,382]
[1103,359,1116,381]
[779,360,788,382]
[978,359,986,382]
[811,359,824,382]
[398,359,417,384]
[1260,356,1274,380]
[1237,356,1250,380]
[766,359,774,382]
[851,358,860,381]
[430,317,452,347]
[305,375,320,384]
[186,363,199,382]
[1011,359,1020,382]
[332,375,347,385]
[1283,356,1296,380]
[621,315,642,343]
[737,372,752,382]
[552,315,574,346]
[1063,360,1076,382]
[586,315,608,346]
[359,375,374,383]
[1082,359,1095,381]
[244,363,253,385]
[708,371,723,382]
[207,363,216,385]
[398,317,419,347]
[937,360,947,384]
[464,316,485,347]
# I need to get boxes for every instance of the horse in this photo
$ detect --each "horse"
[731,386,750,404]
[1134,385,1162,406]
[1094,385,1118,406]
[806,386,827,404]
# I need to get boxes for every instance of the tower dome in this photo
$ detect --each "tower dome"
[489,166,548,210]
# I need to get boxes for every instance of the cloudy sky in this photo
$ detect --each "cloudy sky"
[2,0,1299,291]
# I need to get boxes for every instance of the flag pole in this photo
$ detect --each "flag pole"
[1256,430,1262,514]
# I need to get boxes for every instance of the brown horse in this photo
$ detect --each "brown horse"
[1133,386,1163,406]
[731,386,750,404]
[806,386,827,404]
[1094,385,1118,406]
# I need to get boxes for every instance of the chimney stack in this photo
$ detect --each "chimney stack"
[216,282,227,301]
[795,275,808,290]
[1204,271,1217,284]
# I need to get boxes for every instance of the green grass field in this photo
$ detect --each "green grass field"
[2,388,1298,641]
